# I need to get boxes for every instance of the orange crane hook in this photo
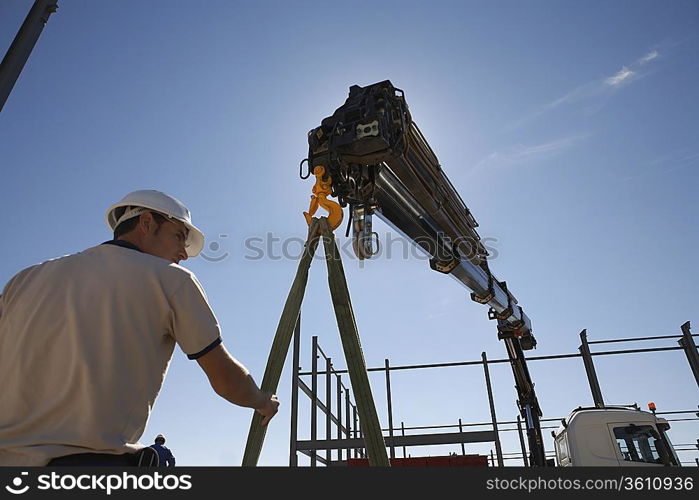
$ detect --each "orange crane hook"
[303,165,343,230]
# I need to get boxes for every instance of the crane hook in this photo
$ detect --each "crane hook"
[303,165,344,230]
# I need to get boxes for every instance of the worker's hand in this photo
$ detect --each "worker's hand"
[256,392,280,427]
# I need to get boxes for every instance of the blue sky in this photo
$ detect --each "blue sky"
[1,1,697,466]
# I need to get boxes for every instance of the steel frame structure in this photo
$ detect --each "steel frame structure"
[289,321,699,466]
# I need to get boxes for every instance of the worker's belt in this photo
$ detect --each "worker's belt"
[48,448,159,467]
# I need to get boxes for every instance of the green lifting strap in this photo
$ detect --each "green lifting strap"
[319,218,390,466]
[242,217,390,466]
[242,218,321,466]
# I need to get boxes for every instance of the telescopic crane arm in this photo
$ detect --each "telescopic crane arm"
[304,80,547,465]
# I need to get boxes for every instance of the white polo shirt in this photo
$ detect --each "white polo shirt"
[0,242,222,466]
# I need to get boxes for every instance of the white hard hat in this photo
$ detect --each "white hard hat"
[106,190,205,257]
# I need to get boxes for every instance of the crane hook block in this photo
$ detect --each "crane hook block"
[303,165,344,231]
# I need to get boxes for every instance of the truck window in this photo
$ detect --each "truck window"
[555,435,570,466]
[613,425,663,464]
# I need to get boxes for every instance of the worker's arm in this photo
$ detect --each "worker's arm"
[196,344,279,426]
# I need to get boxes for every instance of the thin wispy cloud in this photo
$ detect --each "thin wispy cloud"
[623,149,699,182]
[469,134,587,177]
[646,150,699,167]
[639,49,659,64]
[605,66,634,87]
[604,49,659,88]
[426,295,459,319]
[507,48,662,130]
[508,135,583,159]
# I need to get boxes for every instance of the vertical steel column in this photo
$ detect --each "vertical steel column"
[325,357,332,466]
[353,407,359,458]
[345,389,351,460]
[458,418,465,455]
[516,415,529,466]
[311,336,318,466]
[482,352,504,466]
[384,359,396,459]
[579,329,605,408]
[0,0,59,113]
[490,450,495,467]
[288,315,301,466]
[401,422,407,458]
[336,377,343,462]
[678,322,699,388]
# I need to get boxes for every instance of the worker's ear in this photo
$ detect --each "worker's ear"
[137,212,155,235]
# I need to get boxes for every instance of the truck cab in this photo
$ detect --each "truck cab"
[553,407,681,466]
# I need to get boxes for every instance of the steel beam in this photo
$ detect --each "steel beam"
[296,430,497,451]
[516,415,529,467]
[384,359,396,459]
[482,352,504,466]
[0,0,59,113]
[679,322,699,388]
[288,315,301,466]
[311,335,318,466]
[579,329,605,408]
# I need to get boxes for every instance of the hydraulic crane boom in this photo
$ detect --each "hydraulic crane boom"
[304,80,547,465]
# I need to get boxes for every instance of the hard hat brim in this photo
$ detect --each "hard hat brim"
[185,223,204,258]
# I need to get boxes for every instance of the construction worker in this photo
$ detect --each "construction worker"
[150,435,176,467]
[0,190,279,466]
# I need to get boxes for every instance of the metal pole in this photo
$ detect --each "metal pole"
[353,407,358,458]
[325,357,332,466]
[336,376,342,463]
[679,322,699,388]
[0,0,59,113]
[401,421,406,458]
[345,387,351,460]
[458,418,465,455]
[579,329,605,408]
[288,315,301,466]
[482,352,504,466]
[516,415,529,466]
[385,359,396,460]
[311,336,318,466]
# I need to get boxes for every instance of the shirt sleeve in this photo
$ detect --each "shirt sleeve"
[169,271,222,360]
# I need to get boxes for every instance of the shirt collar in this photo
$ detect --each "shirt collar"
[101,239,143,253]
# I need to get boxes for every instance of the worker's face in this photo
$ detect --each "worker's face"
[139,213,189,264]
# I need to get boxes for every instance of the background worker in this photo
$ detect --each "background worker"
[0,190,278,466]
[150,435,176,467]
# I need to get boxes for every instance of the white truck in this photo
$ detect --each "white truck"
[553,406,681,466]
